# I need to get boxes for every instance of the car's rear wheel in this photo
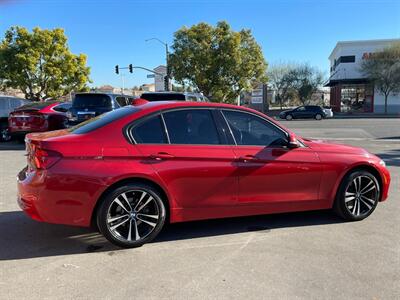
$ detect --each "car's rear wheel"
[334,170,380,221]
[97,183,166,248]
[315,113,322,120]
[285,114,293,121]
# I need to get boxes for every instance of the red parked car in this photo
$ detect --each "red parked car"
[17,101,390,248]
[9,101,71,141]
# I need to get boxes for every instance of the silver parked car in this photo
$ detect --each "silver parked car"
[0,96,28,141]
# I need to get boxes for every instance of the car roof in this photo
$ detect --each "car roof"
[75,92,127,97]
[134,100,267,116]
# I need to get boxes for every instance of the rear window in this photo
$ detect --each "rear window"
[69,106,139,134]
[53,102,72,112]
[73,94,112,108]
[141,93,186,101]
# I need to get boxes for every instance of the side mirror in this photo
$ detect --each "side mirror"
[288,134,300,149]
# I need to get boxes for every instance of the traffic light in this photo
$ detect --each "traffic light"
[115,65,119,74]
[129,64,133,73]
[164,76,169,91]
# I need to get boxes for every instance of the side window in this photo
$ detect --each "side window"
[223,110,288,147]
[187,96,197,102]
[127,97,135,104]
[131,115,167,144]
[163,109,220,145]
[297,106,306,111]
[116,97,127,107]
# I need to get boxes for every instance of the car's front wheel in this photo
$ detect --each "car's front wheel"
[0,127,11,142]
[334,170,380,221]
[97,183,166,248]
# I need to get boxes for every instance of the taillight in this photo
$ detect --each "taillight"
[32,148,62,170]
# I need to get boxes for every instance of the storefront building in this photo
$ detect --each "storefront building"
[326,39,400,114]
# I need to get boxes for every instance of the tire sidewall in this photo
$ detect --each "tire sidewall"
[315,114,322,120]
[97,183,166,248]
[286,114,293,121]
[334,170,380,221]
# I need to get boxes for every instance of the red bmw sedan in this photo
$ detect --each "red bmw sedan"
[9,101,71,141]
[17,101,391,248]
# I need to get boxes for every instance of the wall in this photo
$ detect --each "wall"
[374,90,400,113]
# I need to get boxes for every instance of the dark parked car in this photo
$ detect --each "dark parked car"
[8,101,71,141]
[140,92,208,102]
[279,105,326,120]
[67,93,135,125]
[0,96,28,141]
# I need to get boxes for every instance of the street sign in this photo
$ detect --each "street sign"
[251,96,263,104]
[251,88,263,103]
[146,74,155,78]
[251,89,263,97]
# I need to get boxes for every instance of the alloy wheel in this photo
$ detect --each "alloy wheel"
[344,175,379,217]
[106,189,161,243]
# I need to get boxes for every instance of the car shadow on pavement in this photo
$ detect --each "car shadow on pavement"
[0,209,342,261]
[376,149,400,167]
[0,141,25,151]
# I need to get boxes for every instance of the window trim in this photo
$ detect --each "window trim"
[126,113,167,144]
[125,107,227,146]
[220,108,290,147]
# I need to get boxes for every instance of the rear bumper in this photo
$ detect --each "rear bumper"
[10,127,48,137]
[17,165,103,227]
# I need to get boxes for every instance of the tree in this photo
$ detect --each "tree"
[0,26,90,101]
[287,64,324,105]
[169,21,267,103]
[267,63,296,109]
[361,43,400,114]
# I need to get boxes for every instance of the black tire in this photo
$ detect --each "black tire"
[97,183,166,248]
[334,170,380,221]
[0,121,11,142]
[285,114,293,121]
[315,113,322,120]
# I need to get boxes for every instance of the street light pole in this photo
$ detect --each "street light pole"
[145,37,170,91]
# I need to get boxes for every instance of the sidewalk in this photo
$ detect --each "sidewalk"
[333,113,399,119]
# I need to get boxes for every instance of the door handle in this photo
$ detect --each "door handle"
[238,155,259,163]
[149,152,175,160]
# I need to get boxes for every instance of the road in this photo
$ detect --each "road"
[0,118,399,299]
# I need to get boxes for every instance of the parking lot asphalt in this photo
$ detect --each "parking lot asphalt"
[0,118,399,299]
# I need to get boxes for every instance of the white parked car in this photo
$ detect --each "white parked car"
[323,106,334,118]
[0,96,28,141]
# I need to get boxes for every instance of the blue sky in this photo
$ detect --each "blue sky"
[1,0,399,88]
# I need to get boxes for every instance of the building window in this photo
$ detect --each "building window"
[339,55,356,63]
[341,84,373,113]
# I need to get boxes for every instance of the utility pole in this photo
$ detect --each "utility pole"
[145,37,170,91]
[120,74,125,94]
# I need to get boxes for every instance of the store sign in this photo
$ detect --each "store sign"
[362,52,375,60]
[251,88,263,104]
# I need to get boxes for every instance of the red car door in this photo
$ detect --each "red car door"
[129,108,237,221]
[222,109,322,205]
